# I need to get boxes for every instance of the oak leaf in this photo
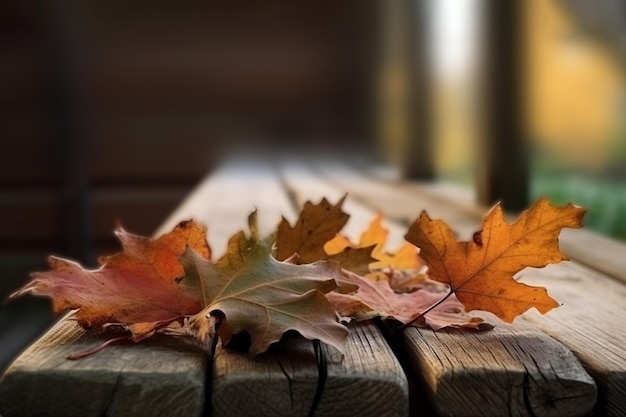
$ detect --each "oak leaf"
[275,196,375,273]
[180,212,350,356]
[329,271,489,330]
[276,196,349,262]
[404,198,586,322]
[12,220,209,340]
[325,213,427,290]
[325,213,424,271]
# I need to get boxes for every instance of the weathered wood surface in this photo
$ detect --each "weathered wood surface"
[212,321,407,417]
[156,160,296,257]
[0,158,410,417]
[0,319,207,417]
[519,262,626,417]
[0,174,220,417]
[281,160,597,417]
[179,159,408,417]
[4,156,625,416]
[402,324,595,417]
[315,160,626,416]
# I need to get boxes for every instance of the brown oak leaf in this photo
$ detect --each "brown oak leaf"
[276,195,349,262]
[12,220,209,341]
[180,212,351,356]
[275,195,375,273]
[404,198,586,322]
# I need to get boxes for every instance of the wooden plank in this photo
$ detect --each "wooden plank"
[159,158,409,417]
[156,159,298,257]
[518,261,626,417]
[212,321,407,417]
[558,228,626,286]
[0,160,294,417]
[0,188,216,416]
[0,319,206,417]
[402,324,595,417]
[318,161,626,416]
[281,161,597,417]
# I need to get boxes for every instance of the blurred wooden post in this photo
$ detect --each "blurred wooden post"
[477,0,529,210]
[376,0,434,179]
[40,0,94,264]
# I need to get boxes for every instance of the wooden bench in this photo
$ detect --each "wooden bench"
[1,156,625,417]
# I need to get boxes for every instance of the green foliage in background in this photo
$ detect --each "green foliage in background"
[531,172,626,242]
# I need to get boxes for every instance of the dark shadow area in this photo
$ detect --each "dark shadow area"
[0,297,54,374]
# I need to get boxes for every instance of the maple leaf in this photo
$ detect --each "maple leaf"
[180,212,350,356]
[275,195,375,273]
[12,220,210,341]
[328,271,490,330]
[404,198,586,322]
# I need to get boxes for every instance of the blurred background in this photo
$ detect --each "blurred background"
[1,0,625,370]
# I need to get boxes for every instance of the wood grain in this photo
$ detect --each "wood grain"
[4,156,616,416]
[0,169,219,417]
[519,261,626,417]
[0,318,207,417]
[402,324,595,417]
[282,161,597,417]
[317,160,626,416]
[161,158,409,417]
[212,322,408,417]
[156,158,296,258]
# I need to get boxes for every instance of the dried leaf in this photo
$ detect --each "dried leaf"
[329,271,489,330]
[325,213,426,285]
[276,195,349,263]
[275,196,376,273]
[405,198,586,322]
[324,245,377,275]
[12,220,209,340]
[181,212,350,356]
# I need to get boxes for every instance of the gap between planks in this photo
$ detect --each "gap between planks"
[308,159,626,417]
[0,158,410,417]
[195,158,408,417]
[278,159,597,417]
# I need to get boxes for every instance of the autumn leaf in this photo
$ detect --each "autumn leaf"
[12,220,210,341]
[276,195,349,262]
[328,271,490,330]
[275,195,376,273]
[405,198,586,322]
[180,212,350,356]
[325,213,424,272]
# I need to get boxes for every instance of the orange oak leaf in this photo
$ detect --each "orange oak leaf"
[12,220,210,341]
[180,212,351,356]
[326,213,424,271]
[328,271,490,330]
[404,198,586,322]
[324,213,427,289]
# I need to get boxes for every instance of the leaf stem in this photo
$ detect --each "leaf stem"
[67,335,131,360]
[391,288,455,333]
